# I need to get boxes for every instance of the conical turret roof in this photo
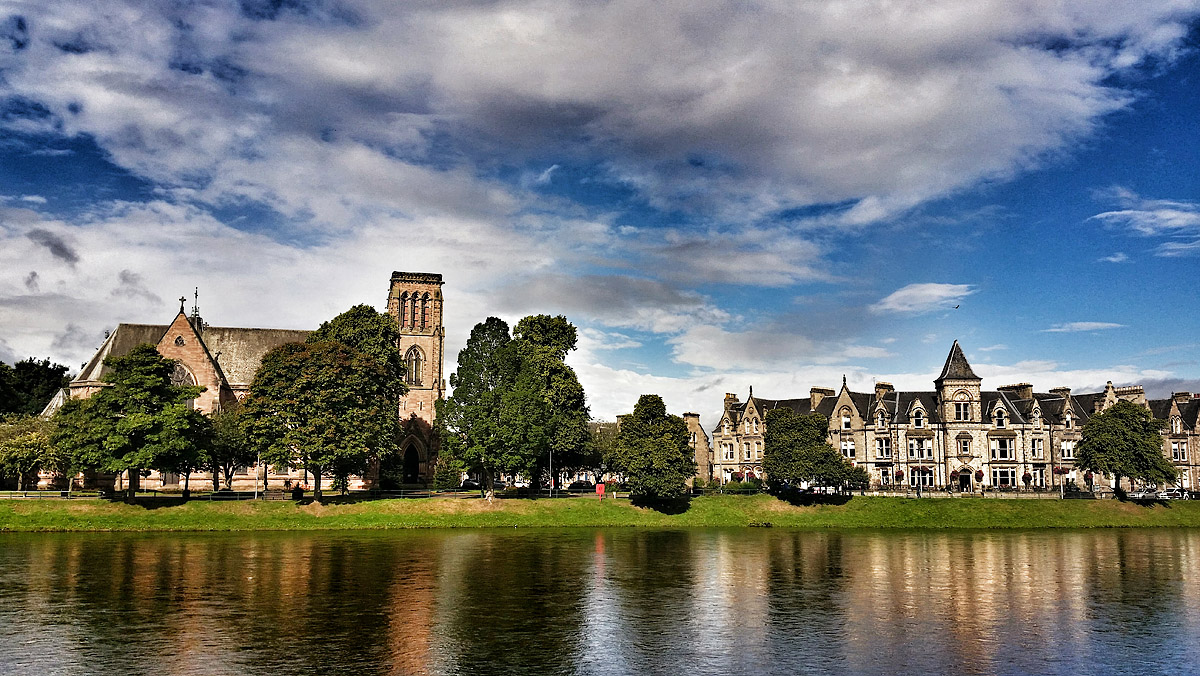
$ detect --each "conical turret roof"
[935,340,980,384]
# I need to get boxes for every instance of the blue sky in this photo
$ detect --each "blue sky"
[2,1,1199,425]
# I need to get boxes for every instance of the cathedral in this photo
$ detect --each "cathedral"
[42,271,445,491]
[694,342,1199,492]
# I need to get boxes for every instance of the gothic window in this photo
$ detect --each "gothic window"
[912,410,924,428]
[170,363,196,410]
[408,294,418,330]
[995,410,1006,428]
[174,335,185,346]
[1064,411,1073,429]
[404,346,424,386]
[841,409,852,430]
[1171,416,1182,434]
[752,419,759,434]
[877,411,887,428]
[399,292,409,327]
[953,391,970,421]
[420,293,430,331]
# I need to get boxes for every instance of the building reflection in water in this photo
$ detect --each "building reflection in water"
[2,528,1199,675]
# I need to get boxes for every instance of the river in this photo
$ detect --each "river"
[1,529,1197,675]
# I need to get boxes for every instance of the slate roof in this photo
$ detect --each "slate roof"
[1148,399,1175,421]
[935,340,980,383]
[71,322,310,388]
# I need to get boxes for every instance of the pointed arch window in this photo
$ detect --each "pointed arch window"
[995,410,1006,429]
[399,292,409,328]
[405,346,424,386]
[877,411,887,428]
[420,293,430,331]
[912,410,924,429]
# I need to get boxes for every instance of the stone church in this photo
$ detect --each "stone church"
[42,271,445,491]
[694,341,1199,492]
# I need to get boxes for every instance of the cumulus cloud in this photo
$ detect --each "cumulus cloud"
[869,283,974,314]
[1,2,1196,227]
[1043,322,1125,333]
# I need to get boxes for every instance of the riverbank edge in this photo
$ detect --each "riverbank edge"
[4,494,1200,532]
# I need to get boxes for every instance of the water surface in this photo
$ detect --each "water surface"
[1,529,1197,675]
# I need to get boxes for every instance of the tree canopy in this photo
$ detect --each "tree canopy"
[308,304,406,392]
[0,358,71,416]
[0,414,65,490]
[50,344,209,493]
[612,394,694,501]
[762,408,866,492]
[437,315,592,495]
[240,340,399,497]
[1075,400,1176,490]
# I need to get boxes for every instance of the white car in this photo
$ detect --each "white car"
[1158,488,1190,500]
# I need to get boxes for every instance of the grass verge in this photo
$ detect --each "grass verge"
[4,494,1200,532]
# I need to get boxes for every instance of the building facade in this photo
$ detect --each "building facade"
[386,271,446,484]
[707,342,1199,491]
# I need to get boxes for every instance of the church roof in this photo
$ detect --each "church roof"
[935,340,980,383]
[72,322,310,388]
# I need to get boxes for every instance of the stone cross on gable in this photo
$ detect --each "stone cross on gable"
[179,296,187,313]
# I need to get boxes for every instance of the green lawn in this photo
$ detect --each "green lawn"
[2,494,1200,532]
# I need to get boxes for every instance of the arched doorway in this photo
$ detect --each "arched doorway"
[957,467,972,492]
[403,446,420,484]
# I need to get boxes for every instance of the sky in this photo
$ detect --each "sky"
[2,0,1200,428]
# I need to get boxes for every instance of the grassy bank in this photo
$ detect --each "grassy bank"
[4,494,1200,532]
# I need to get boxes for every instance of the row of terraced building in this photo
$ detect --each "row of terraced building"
[688,342,1199,492]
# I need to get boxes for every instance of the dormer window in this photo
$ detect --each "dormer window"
[913,410,924,428]
[1064,411,1073,429]
[752,419,759,434]
[841,410,852,430]
[877,411,887,428]
[722,420,730,436]
[995,410,1006,429]
[1171,416,1182,434]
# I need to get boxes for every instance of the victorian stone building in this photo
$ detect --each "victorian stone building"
[701,342,1199,491]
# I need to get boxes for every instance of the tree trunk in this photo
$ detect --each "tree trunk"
[126,470,140,502]
[183,471,191,499]
[212,468,220,492]
[313,465,323,499]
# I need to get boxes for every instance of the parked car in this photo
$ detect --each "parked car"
[567,480,595,491]
[492,480,508,490]
[1158,488,1189,500]
[1128,487,1159,500]
[459,479,480,490]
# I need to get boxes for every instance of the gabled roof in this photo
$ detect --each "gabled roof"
[1148,399,1175,421]
[75,323,168,383]
[935,340,980,383]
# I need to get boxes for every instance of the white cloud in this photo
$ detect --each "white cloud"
[977,344,1008,352]
[1043,322,1125,333]
[1099,252,1128,263]
[1090,188,1200,256]
[869,283,974,314]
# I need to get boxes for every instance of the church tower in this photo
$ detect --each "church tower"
[386,272,445,483]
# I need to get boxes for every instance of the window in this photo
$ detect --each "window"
[912,411,924,428]
[723,421,730,436]
[1171,417,1182,434]
[991,438,1014,460]
[755,442,762,458]
[399,292,408,327]
[753,419,759,434]
[420,294,430,330]
[910,468,934,487]
[743,442,751,460]
[404,346,424,386]
[954,402,970,421]
[877,411,887,428]
[991,467,1017,487]
[1064,411,1073,429]
[841,440,855,459]
[958,438,971,456]
[908,438,932,459]
[1029,467,1046,487]
[841,412,852,430]
[1033,412,1041,429]
[879,467,892,485]
[689,432,696,444]
[995,411,1006,428]
[1172,441,1188,461]
[745,419,751,434]
[876,438,891,459]
[1060,441,1075,460]
[1031,438,1044,460]
[723,444,734,461]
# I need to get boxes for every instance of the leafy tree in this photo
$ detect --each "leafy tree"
[201,406,256,491]
[762,408,829,492]
[50,344,207,495]
[1075,401,1176,492]
[512,315,592,487]
[308,304,406,389]
[0,363,19,414]
[436,317,519,494]
[240,341,398,498]
[588,422,620,481]
[10,358,72,415]
[431,452,466,490]
[0,415,67,490]
[612,395,694,501]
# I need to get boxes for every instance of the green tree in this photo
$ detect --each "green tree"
[1075,400,1176,492]
[512,315,591,488]
[50,344,207,495]
[10,358,72,415]
[240,341,398,498]
[762,408,829,492]
[0,415,66,490]
[308,304,406,389]
[612,395,694,501]
[201,406,256,491]
[436,317,519,494]
[0,363,20,414]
